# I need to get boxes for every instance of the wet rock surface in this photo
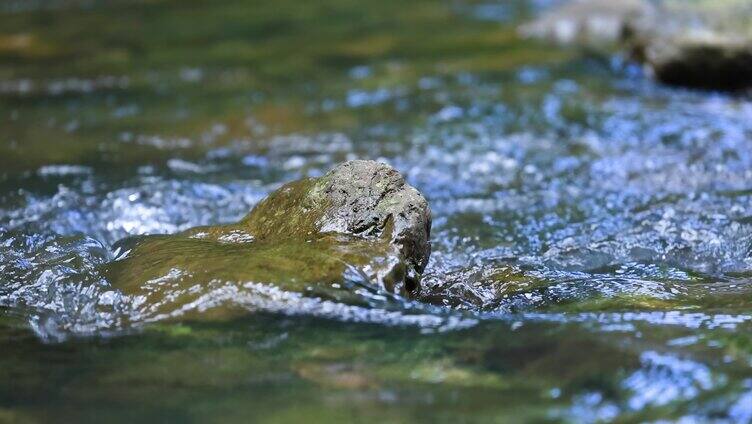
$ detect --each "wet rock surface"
[103,160,431,320]
[520,0,752,90]
[241,159,432,274]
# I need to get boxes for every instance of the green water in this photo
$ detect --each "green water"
[2,0,752,422]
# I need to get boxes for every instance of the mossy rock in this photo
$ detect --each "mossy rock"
[104,161,431,320]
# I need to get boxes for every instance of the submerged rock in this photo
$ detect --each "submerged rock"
[520,0,752,90]
[104,160,431,320]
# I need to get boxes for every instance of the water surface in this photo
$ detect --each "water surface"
[2,0,752,422]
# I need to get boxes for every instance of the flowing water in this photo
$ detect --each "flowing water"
[2,0,752,422]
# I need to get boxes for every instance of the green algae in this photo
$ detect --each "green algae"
[106,233,402,313]
[2,308,752,422]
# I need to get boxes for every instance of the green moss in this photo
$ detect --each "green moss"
[545,294,689,313]
[105,233,399,317]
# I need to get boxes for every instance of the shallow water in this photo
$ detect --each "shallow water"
[1,0,752,422]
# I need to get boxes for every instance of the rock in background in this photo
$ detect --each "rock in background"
[520,0,752,90]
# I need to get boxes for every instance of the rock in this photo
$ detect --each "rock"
[520,0,752,90]
[642,33,752,90]
[631,1,752,89]
[518,0,654,46]
[104,161,431,320]
[241,160,432,275]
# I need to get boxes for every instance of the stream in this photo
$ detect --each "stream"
[1,0,752,421]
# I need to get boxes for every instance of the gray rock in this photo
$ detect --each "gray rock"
[520,0,752,90]
[321,160,432,273]
[631,2,752,89]
[241,160,432,275]
[518,0,654,46]
[643,34,752,90]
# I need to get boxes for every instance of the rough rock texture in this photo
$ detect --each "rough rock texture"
[105,161,432,319]
[242,160,432,274]
[520,0,752,90]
